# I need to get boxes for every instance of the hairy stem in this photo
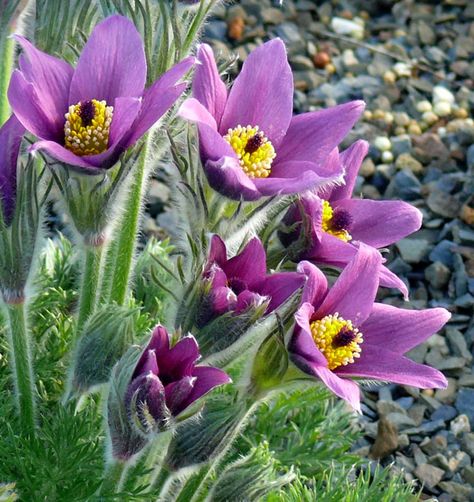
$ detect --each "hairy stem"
[76,244,104,336]
[4,300,36,434]
[99,458,128,495]
[108,142,149,305]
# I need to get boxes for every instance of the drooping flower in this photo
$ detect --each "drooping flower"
[0,115,25,225]
[290,244,449,412]
[179,41,365,200]
[125,325,230,435]
[279,140,422,299]
[200,235,305,326]
[8,15,194,173]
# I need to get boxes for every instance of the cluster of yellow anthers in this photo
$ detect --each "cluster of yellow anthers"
[321,200,352,242]
[64,99,113,156]
[224,125,276,178]
[310,313,363,370]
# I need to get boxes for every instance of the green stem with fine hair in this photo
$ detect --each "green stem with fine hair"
[0,32,14,125]
[99,458,129,495]
[108,142,149,305]
[4,300,36,435]
[76,244,104,336]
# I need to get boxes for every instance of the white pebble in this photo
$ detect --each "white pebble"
[422,111,439,125]
[433,85,455,104]
[433,101,452,117]
[374,136,392,151]
[381,151,394,163]
[393,62,412,78]
[416,100,432,113]
[331,17,364,39]
[437,127,446,137]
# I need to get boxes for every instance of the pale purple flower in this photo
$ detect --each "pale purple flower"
[8,15,194,173]
[200,235,305,325]
[290,244,449,411]
[0,115,25,225]
[125,325,230,430]
[279,140,422,299]
[179,41,365,200]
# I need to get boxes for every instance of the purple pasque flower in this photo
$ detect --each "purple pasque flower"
[201,235,305,325]
[8,15,194,173]
[0,115,25,225]
[125,325,230,433]
[289,244,449,412]
[279,140,422,299]
[178,40,365,201]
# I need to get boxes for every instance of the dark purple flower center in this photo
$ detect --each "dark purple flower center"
[330,208,353,232]
[78,100,96,126]
[244,134,264,154]
[228,277,248,295]
[332,326,357,348]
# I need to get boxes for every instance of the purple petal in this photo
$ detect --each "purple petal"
[252,272,304,313]
[30,140,101,171]
[336,344,447,389]
[296,261,328,307]
[69,15,146,104]
[291,302,328,367]
[209,265,228,288]
[360,303,451,354]
[147,325,171,354]
[315,243,382,326]
[253,156,344,196]
[207,235,228,267]
[333,199,423,248]
[379,265,409,300]
[125,55,195,147]
[204,157,261,200]
[220,39,293,147]
[306,232,358,267]
[0,115,24,225]
[158,335,200,379]
[328,140,369,202]
[222,238,267,284]
[179,97,218,130]
[235,290,266,313]
[179,366,231,410]
[291,353,361,412]
[14,35,73,140]
[277,101,365,166]
[193,44,227,127]
[126,372,167,426]
[164,376,196,415]
[8,71,61,141]
[211,286,237,315]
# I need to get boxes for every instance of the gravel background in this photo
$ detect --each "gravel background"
[143,1,474,500]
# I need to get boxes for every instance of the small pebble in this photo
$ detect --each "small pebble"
[433,101,452,117]
[374,136,391,151]
[416,100,433,113]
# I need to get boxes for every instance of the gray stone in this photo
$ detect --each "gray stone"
[426,190,462,219]
[391,135,412,157]
[438,481,473,502]
[460,432,474,457]
[425,261,451,289]
[369,416,399,460]
[450,415,471,436]
[414,464,444,489]
[467,144,474,171]
[384,169,422,200]
[446,329,472,362]
[377,400,408,416]
[431,406,458,422]
[395,153,424,174]
[428,453,451,472]
[429,240,456,267]
[421,434,448,456]
[274,22,302,46]
[435,357,467,371]
[455,389,474,425]
[386,412,417,429]
[462,465,474,485]
[261,7,285,25]
[396,238,430,263]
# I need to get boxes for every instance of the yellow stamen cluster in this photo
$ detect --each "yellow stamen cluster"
[321,200,351,242]
[223,125,276,178]
[310,313,363,370]
[64,99,113,156]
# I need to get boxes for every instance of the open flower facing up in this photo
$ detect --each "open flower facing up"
[279,140,422,299]
[179,41,365,200]
[0,115,24,225]
[290,244,449,412]
[200,235,305,326]
[8,15,194,173]
[125,325,230,435]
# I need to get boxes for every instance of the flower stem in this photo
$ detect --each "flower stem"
[99,458,128,495]
[108,142,149,305]
[4,300,36,434]
[0,31,14,126]
[76,244,104,336]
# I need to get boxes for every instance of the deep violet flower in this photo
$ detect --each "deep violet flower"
[125,325,230,434]
[290,244,449,412]
[8,15,194,173]
[200,235,305,326]
[0,115,25,225]
[279,140,422,299]
[179,41,365,200]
